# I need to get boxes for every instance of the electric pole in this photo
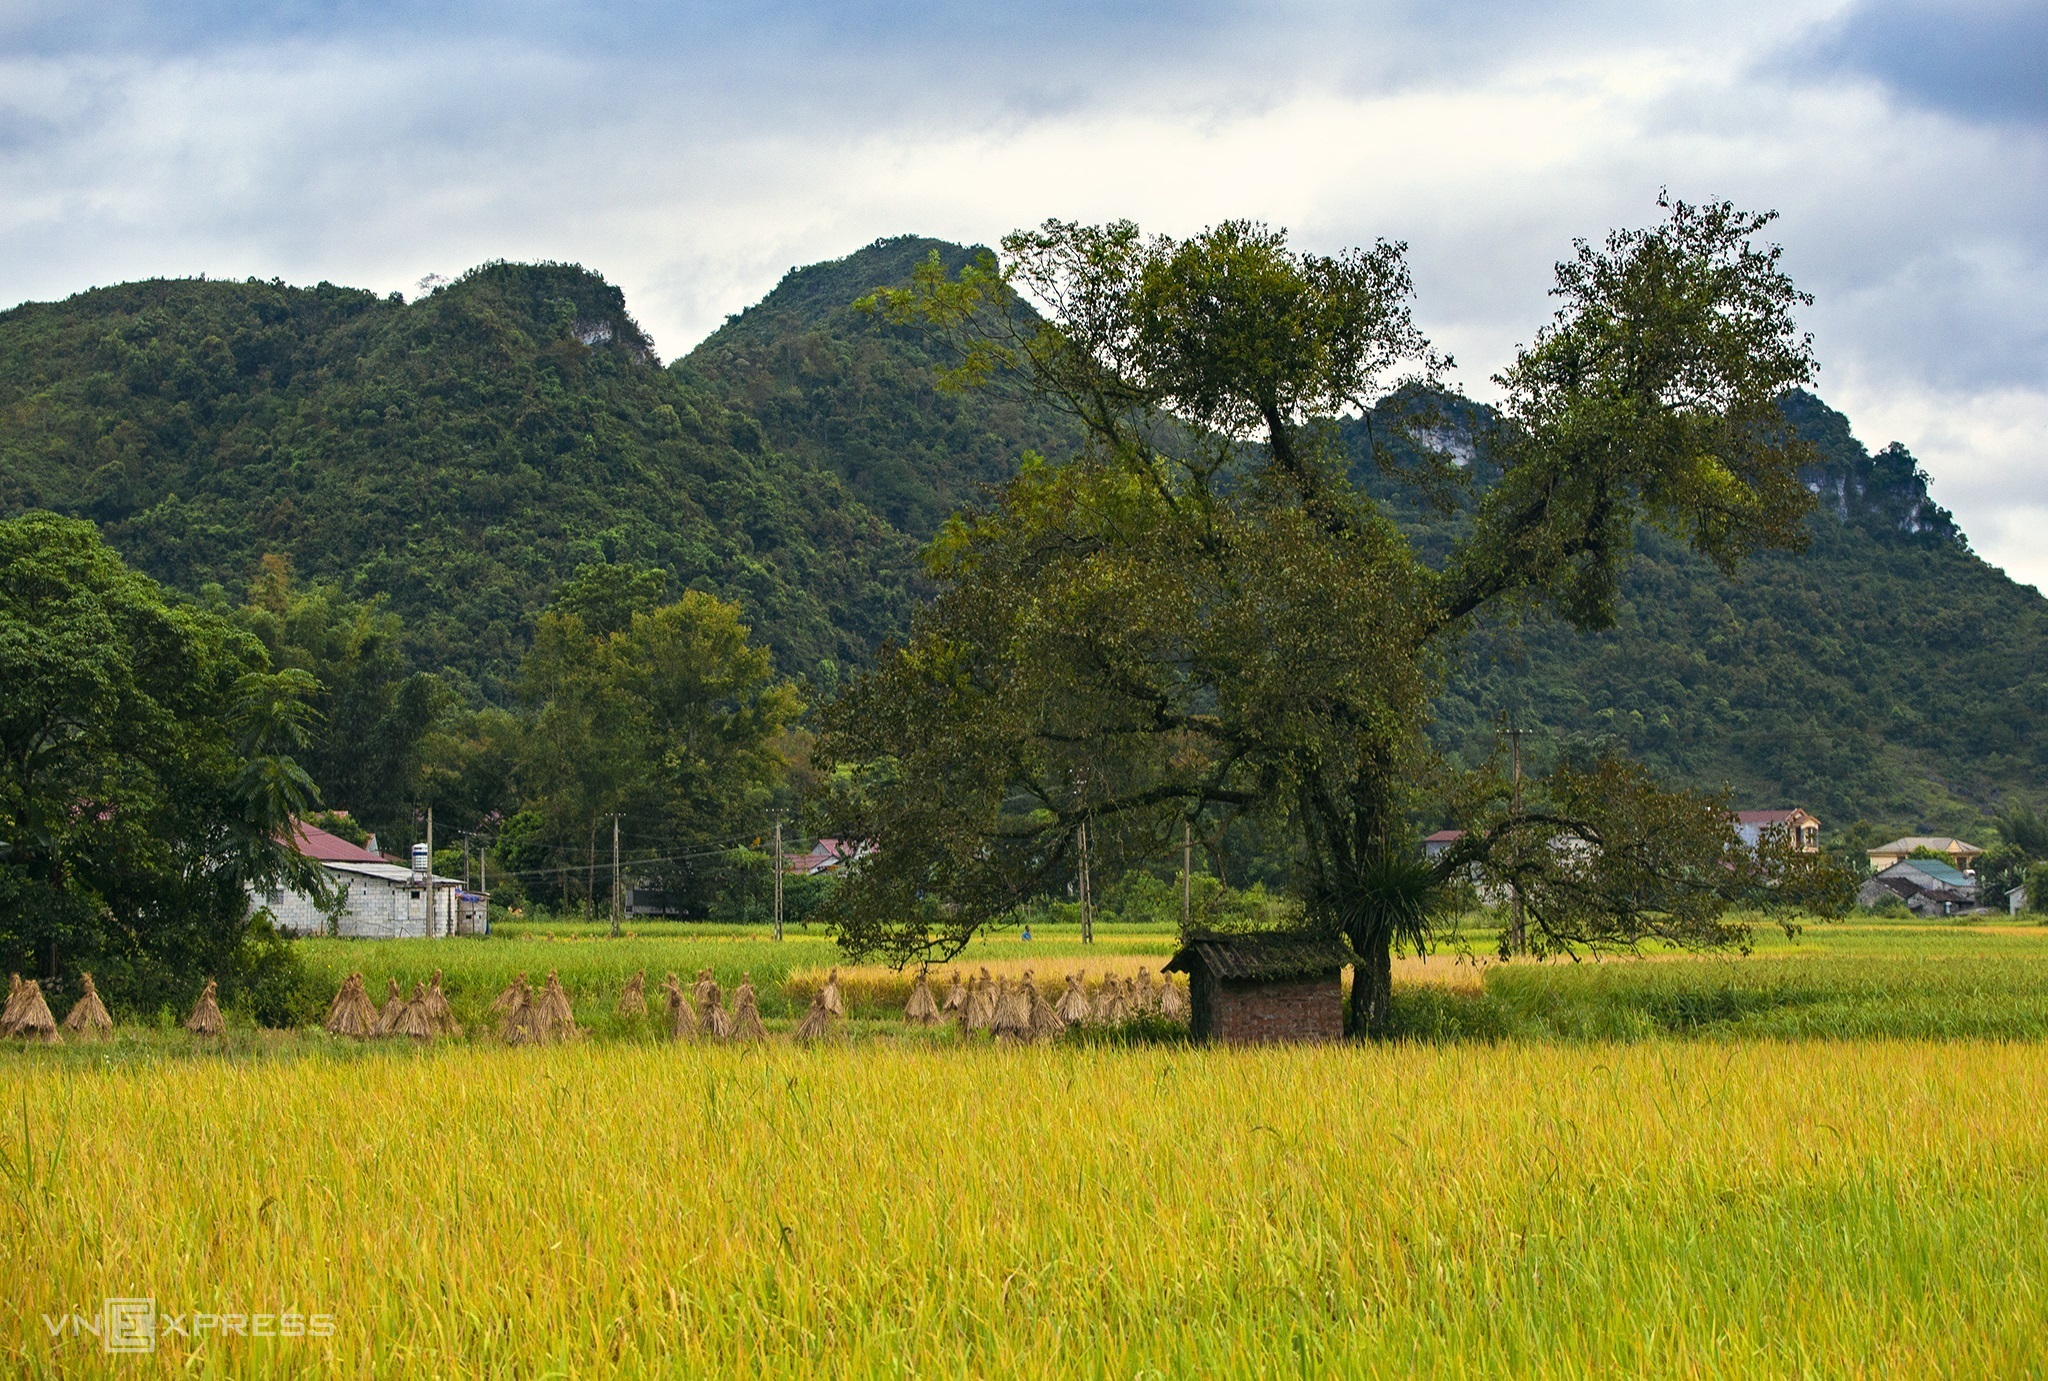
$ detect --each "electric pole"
[773,821,785,941]
[609,814,621,938]
[1077,822,1094,945]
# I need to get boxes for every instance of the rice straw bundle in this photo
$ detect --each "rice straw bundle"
[700,977,733,1040]
[792,992,835,1042]
[1160,973,1189,1021]
[964,970,997,1034]
[534,970,576,1042]
[1026,971,1066,1040]
[393,982,437,1040]
[184,979,224,1037]
[424,970,459,1035]
[662,973,696,1040]
[1134,968,1159,1014]
[729,974,767,1041]
[617,970,647,1018]
[1055,971,1092,1024]
[324,973,377,1038]
[373,978,406,1036]
[62,972,114,1036]
[903,970,940,1026]
[11,979,59,1043]
[820,967,845,1018]
[498,975,534,1044]
[1,974,25,1035]
[1092,975,1127,1025]
[993,975,1031,1038]
[941,970,967,1015]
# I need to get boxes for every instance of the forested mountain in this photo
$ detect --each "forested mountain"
[2,239,2042,838]
[0,262,917,700]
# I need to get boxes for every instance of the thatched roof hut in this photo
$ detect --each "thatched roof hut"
[1163,932,1356,1044]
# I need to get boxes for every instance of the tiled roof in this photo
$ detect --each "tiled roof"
[1423,829,1466,844]
[1735,809,1805,824]
[1164,932,1357,982]
[290,820,387,863]
[1869,836,1983,857]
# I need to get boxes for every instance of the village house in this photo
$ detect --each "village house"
[1163,931,1356,1044]
[255,820,486,939]
[1866,835,1983,873]
[1734,808,1821,852]
[1858,857,1980,917]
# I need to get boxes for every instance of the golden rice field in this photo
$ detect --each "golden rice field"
[3,1037,2045,1377]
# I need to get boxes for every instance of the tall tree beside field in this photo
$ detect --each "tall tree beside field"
[821,203,1853,1034]
[0,511,322,1016]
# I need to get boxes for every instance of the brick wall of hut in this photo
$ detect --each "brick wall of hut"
[1192,971,1343,1044]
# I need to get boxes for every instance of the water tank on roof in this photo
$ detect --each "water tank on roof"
[411,843,430,878]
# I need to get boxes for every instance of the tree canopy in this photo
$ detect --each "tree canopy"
[822,204,1854,1032]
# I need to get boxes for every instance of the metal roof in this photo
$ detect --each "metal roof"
[1164,932,1357,982]
[1877,858,1975,890]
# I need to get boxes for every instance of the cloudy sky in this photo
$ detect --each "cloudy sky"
[3,0,2043,585]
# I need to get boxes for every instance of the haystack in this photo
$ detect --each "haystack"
[534,970,576,1042]
[1055,971,1092,1025]
[424,970,459,1035]
[11,979,59,1043]
[692,969,720,1017]
[993,975,1031,1038]
[1160,973,1189,1022]
[1,973,25,1035]
[1133,968,1160,1014]
[700,976,733,1040]
[324,973,376,1039]
[393,981,437,1040]
[964,969,997,1033]
[903,970,940,1026]
[62,973,114,1036]
[1092,975,1127,1025]
[1026,971,1066,1040]
[372,977,406,1036]
[941,970,967,1015]
[617,970,647,1018]
[729,973,767,1041]
[498,974,534,1044]
[184,979,224,1037]
[820,967,845,1018]
[792,992,836,1042]
[662,973,697,1040]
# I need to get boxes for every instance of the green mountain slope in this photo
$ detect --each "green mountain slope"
[0,263,916,697]
[679,236,1082,538]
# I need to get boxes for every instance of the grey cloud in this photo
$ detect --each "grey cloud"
[1798,0,2048,125]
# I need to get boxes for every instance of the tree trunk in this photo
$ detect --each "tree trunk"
[1348,932,1393,1038]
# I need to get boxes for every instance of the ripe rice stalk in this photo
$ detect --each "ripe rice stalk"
[424,970,459,1035]
[617,970,647,1018]
[1056,971,1093,1025]
[903,971,940,1026]
[62,973,114,1036]
[662,973,697,1041]
[394,982,437,1041]
[941,970,967,1015]
[374,978,406,1037]
[964,970,997,1034]
[821,967,845,1018]
[11,979,59,1044]
[1027,972,1066,1041]
[729,975,767,1042]
[183,979,224,1037]
[792,993,835,1042]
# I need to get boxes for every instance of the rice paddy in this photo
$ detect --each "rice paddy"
[3,914,2047,1375]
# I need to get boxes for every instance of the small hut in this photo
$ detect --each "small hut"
[1162,932,1356,1045]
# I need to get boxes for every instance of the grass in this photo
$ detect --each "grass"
[3,1038,2045,1376]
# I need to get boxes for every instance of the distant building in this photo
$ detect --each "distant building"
[255,821,483,939]
[1866,836,1983,873]
[1163,932,1356,1044]
[1858,857,1980,917]
[1734,809,1821,852]
[783,837,870,876]
[1422,829,1465,859]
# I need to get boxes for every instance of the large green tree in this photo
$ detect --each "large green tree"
[821,203,1850,1033]
[0,511,322,1016]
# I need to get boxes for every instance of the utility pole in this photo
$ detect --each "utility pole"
[426,805,437,936]
[463,834,471,891]
[1077,822,1094,945]
[772,821,784,942]
[610,815,622,938]
[1183,819,1193,931]
[1508,723,1526,957]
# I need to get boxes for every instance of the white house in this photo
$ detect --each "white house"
[1734,809,1821,852]
[254,821,485,939]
